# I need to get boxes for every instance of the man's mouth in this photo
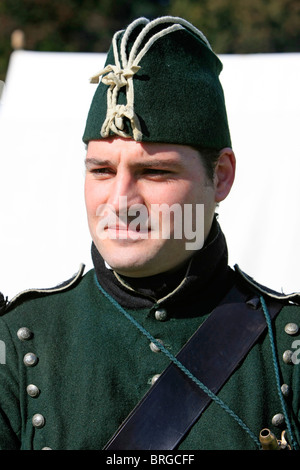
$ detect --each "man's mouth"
[105,224,151,239]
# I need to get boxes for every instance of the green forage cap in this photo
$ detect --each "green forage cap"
[82,16,231,149]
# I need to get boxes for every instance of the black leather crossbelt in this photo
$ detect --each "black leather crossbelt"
[104,289,283,450]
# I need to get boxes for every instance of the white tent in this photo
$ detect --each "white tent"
[0,50,299,299]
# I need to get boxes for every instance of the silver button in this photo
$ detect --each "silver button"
[150,339,163,353]
[282,350,294,364]
[155,308,167,321]
[281,384,290,397]
[151,374,161,385]
[41,447,52,450]
[272,413,285,427]
[32,413,45,428]
[284,323,299,335]
[17,327,33,341]
[23,352,38,367]
[26,384,40,398]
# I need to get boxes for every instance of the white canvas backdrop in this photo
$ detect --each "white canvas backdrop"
[0,50,299,299]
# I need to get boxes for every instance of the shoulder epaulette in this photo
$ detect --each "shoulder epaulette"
[1,264,85,314]
[0,292,8,314]
[234,264,300,305]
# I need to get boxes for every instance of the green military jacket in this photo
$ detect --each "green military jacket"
[0,261,300,451]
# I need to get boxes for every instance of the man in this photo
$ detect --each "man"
[0,16,299,451]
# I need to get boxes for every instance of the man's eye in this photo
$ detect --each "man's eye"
[144,169,171,176]
[91,168,113,175]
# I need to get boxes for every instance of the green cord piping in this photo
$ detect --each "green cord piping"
[95,274,261,448]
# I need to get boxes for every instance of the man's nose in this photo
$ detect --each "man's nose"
[107,171,144,213]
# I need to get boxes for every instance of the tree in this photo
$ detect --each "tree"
[0,0,299,81]
[169,0,300,54]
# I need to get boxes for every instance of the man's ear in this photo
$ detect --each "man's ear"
[214,148,236,203]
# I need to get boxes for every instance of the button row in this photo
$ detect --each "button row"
[17,326,51,449]
[272,321,300,434]
[150,310,166,386]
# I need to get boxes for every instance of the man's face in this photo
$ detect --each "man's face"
[84,138,218,278]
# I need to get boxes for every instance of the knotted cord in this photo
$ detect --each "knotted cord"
[89,16,212,141]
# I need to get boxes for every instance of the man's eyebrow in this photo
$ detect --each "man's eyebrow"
[84,158,111,168]
[84,157,184,169]
[132,159,184,169]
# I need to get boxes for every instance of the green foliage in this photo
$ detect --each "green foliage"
[0,0,299,81]
[169,0,300,53]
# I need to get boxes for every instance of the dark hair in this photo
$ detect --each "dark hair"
[193,147,221,182]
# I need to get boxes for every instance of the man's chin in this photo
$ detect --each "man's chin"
[94,237,193,277]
